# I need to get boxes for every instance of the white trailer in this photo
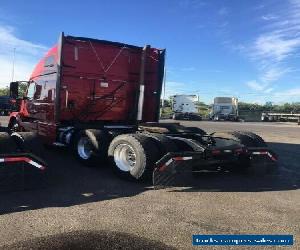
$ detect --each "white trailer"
[171,95,202,120]
[210,97,239,121]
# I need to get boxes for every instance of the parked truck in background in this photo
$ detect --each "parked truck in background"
[0,96,15,116]
[210,97,239,121]
[2,33,278,189]
[171,95,202,120]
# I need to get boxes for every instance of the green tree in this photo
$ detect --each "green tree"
[0,87,9,96]
[18,82,28,97]
[0,82,27,98]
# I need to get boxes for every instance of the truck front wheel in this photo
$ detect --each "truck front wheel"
[8,117,22,132]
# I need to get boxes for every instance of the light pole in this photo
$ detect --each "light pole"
[11,48,16,82]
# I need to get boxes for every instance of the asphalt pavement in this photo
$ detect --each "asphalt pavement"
[0,117,299,249]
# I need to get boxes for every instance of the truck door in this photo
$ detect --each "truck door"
[26,81,42,117]
[21,80,42,132]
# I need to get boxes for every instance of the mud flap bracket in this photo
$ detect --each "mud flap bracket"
[153,152,204,189]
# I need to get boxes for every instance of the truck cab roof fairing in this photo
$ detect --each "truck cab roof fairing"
[30,45,58,80]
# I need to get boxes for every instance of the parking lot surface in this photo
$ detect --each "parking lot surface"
[0,117,299,249]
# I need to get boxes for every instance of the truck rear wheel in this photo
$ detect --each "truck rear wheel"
[74,129,109,166]
[108,133,160,181]
[173,113,182,120]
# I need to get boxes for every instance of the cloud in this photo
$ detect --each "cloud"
[181,67,196,71]
[244,0,300,96]
[253,4,265,10]
[261,14,278,21]
[246,80,267,91]
[0,25,47,87]
[0,57,36,86]
[164,81,193,97]
[253,34,300,62]
[179,0,206,9]
[218,7,229,16]
[264,87,274,93]
[260,67,291,83]
[0,26,47,56]
[253,1,300,64]
[274,87,300,97]
[272,87,300,102]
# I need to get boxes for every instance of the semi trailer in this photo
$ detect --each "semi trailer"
[171,95,202,120]
[4,33,277,188]
[262,112,300,124]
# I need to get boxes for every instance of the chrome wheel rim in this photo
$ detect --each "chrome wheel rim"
[77,137,93,160]
[113,143,136,172]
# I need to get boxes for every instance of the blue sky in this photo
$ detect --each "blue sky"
[0,0,299,104]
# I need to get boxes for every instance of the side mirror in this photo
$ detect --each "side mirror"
[10,81,19,99]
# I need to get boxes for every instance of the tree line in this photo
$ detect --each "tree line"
[0,84,27,98]
[161,98,300,113]
[239,102,300,113]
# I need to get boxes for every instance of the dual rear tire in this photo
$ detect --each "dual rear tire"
[74,130,181,181]
[108,134,161,181]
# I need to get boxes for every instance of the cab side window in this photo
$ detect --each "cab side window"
[34,84,42,99]
[26,82,35,99]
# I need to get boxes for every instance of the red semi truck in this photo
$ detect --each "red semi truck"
[4,33,277,187]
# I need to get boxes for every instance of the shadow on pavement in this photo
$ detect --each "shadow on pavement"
[0,148,150,215]
[3,230,175,250]
[0,142,299,215]
[169,142,300,193]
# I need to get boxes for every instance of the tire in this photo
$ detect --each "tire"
[232,131,267,147]
[237,131,267,147]
[10,132,44,158]
[73,129,110,166]
[0,132,18,154]
[108,133,160,181]
[191,115,202,121]
[8,117,22,132]
[183,127,206,135]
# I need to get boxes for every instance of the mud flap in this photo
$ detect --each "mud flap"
[248,148,278,175]
[153,152,204,189]
[0,154,47,192]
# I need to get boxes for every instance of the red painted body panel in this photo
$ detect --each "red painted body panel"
[13,34,165,144]
[30,46,58,80]
[60,37,163,122]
